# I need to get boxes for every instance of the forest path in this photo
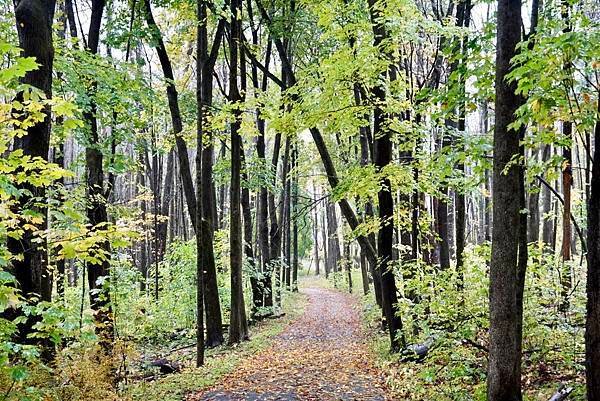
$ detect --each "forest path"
[188,286,391,401]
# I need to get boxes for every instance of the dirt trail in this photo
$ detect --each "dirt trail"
[189,287,391,401]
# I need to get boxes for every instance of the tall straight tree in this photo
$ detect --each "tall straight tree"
[198,3,226,348]
[195,0,206,368]
[8,0,55,350]
[368,0,405,351]
[144,0,224,346]
[84,0,114,348]
[586,100,600,401]
[228,0,249,344]
[487,0,526,398]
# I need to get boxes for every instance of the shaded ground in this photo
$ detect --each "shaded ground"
[188,287,391,401]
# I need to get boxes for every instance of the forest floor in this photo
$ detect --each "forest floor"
[188,285,391,401]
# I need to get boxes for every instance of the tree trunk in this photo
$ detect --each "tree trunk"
[292,145,299,291]
[585,99,600,401]
[322,208,329,278]
[487,0,525,398]
[252,33,272,308]
[7,0,55,353]
[326,201,341,276]
[195,0,205,367]
[368,0,405,352]
[312,186,320,276]
[254,0,379,269]
[228,0,249,344]
[143,0,196,227]
[541,144,554,248]
[83,0,113,349]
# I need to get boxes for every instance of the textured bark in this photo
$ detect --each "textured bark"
[228,0,249,344]
[7,0,54,351]
[562,123,573,259]
[200,16,226,346]
[195,0,205,367]
[586,99,600,401]
[360,252,369,295]
[344,241,352,293]
[454,0,470,278]
[368,0,405,352]
[148,0,224,345]
[251,31,272,308]
[356,81,380,304]
[487,0,525,398]
[83,0,113,348]
[437,191,451,269]
[322,212,330,279]
[53,2,67,302]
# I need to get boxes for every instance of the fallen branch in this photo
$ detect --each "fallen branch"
[548,385,574,401]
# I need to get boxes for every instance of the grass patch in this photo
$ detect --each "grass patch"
[125,290,308,401]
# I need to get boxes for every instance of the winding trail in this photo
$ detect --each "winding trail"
[189,287,391,401]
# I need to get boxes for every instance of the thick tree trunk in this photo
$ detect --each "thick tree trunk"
[586,100,600,401]
[228,0,249,343]
[7,0,55,352]
[83,0,113,348]
[195,0,205,367]
[437,191,451,269]
[487,0,525,398]
[252,34,272,308]
[199,26,226,347]
[368,0,405,352]
[147,0,224,345]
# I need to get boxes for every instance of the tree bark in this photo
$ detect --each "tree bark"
[84,0,113,349]
[143,0,196,227]
[368,0,405,352]
[7,0,55,353]
[228,0,249,344]
[586,99,600,401]
[487,0,525,398]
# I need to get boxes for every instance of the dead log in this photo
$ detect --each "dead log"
[548,385,574,401]
[149,358,181,374]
